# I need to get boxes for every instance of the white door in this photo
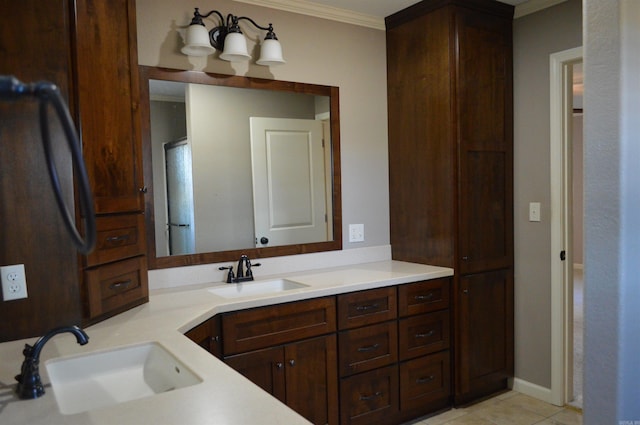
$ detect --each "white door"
[250,117,328,247]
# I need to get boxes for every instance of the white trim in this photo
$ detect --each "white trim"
[573,263,584,270]
[233,0,385,30]
[549,46,583,407]
[514,0,569,19]
[235,0,568,27]
[510,378,555,405]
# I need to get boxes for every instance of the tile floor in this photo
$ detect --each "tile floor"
[404,391,583,425]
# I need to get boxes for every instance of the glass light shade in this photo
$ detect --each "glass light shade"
[219,32,251,62]
[181,25,215,56]
[256,39,285,66]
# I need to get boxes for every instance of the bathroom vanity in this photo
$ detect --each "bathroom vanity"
[0,261,452,425]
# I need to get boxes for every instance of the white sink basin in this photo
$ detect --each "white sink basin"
[45,342,202,415]
[208,278,308,299]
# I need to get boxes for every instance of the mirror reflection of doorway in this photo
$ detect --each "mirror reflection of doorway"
[164,138,195,255]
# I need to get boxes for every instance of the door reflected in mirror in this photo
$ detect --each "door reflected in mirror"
[140,67,342,269]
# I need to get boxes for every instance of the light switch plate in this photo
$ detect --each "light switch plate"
[529,202,541,222]
[349,224,364,242]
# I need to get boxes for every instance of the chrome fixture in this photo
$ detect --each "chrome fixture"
[219,255,261,283]
[181,7,285,66]
[15,325,89,399]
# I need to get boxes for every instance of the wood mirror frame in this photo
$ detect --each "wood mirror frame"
[139,66,342,269]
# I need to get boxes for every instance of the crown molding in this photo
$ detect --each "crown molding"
[514,0,568,18]
[234,0,568,28]
[233,0,385,30]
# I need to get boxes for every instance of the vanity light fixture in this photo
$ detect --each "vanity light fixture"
[181,7,285,66]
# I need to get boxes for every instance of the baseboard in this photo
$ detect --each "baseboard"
[509,378,555,405]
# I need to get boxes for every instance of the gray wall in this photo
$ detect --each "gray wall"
[584,0,640,422]
[512,0,582,389]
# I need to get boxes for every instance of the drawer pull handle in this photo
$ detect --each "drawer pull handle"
[414,293,434,301]
[415,330,435,338]
[357,343,380,353]
[106,234,130,244]
[109,279,132,290]
[355,303,379,311]
[359,391,382,401]
[416,375,435,384]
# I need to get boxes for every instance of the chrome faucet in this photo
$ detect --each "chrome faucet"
[219,255,261,283]
[15,325,89,399]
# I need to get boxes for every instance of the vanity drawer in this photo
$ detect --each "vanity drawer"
[398,278,450,317]
[339,321,398,376]
[399,311,450,360]
[84,256,148,319]
[85,214,146,267]
[340,365,399,425]
[399,351,451,413]
[338,286,397,330]
[222,297,336,355]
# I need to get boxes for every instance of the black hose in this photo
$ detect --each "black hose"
[0,76,96,254]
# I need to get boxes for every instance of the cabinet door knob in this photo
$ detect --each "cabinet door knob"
[139,186,148,193]
[288,359,296,367]
[276,362,283,369]
[463,289,469,294]
[462,256,469,261]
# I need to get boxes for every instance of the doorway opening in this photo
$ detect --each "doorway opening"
[549,46,583,408]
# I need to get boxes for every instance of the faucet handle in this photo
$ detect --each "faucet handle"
[218,266,235,283]
[245,260,261,278]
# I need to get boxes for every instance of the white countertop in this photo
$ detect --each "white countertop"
[0,260,452,425]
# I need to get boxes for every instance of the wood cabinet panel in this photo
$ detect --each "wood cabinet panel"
[457,270,513,398]
[85,214,146,267]
[73,0,143,214]
[340,365,399,425]
[337,287,397,329]
[84,256,148,319]
[225,335,338,425]
[398,278,450,317]
[399,311,450,361]
[224,346,286,403]
[339,321,398,376]
[285,335,339,425]
[399,352,450,415]
[222,297,336,355]
[185,316,222,358]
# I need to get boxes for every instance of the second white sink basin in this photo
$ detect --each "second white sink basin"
[45,342,202,415]
[208,278,308,298]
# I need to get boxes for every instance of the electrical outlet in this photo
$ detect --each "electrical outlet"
[1,264,27,301]
[349,224,364,242]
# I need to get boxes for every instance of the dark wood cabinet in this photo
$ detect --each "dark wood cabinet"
[184,315,223,358]
[386,0,514,405]
[72,0,148,323]
[0,0,147,341]
[73,0,144,215]
[222,298,339,425]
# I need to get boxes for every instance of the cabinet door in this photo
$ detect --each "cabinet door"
[456,270,513,400]
[185,316,222,358]
[285,335,339,425]
[224,346,286,403]
[456,10,513,274]
[73,0,144,214]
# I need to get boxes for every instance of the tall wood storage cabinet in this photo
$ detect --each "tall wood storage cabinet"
[0,0,147,342]
[386,0,514,405]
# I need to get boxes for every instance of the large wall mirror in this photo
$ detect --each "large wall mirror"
[139,66,342,269]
